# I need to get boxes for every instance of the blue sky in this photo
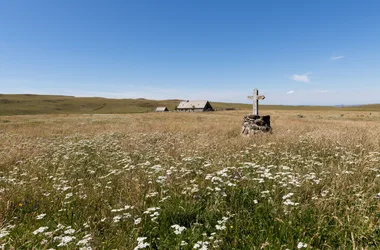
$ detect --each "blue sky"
[1,0,380,105]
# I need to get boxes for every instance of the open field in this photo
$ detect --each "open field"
[1,94,380,116]
[0,94,250,115]
[1,110,380,249]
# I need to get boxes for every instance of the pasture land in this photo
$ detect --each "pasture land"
[1,94,380,116]
[1,110,380,249]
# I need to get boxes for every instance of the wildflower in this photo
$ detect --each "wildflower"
[146,192,159,198]
[0,231,9,239]
[57,236,76,246]
[44,231,53,237]
[134,237,150,250]
[144,207,160,214]
[113,215,122,223]
[171,224,186,235]
[64,228,76,235]
[216,216,228,230]
[297,242,308,249]
[134,218,142,225]
[33,226,49,235]
[123,213,131,218]
[150,211,159,217]
[36,213,46,220]
[181,241,188,246]
[159,196,170,202]
[283,199,299,206]
[77,234,92,246]
[282,193,294,200]
[111,205,132,213]
[156,176,167,184]
[193,241,209,250]
[56,224,65,231]
[227,182,236,187]
[79,247,92,250]
[65,192,73,199]
[321,190,329,197]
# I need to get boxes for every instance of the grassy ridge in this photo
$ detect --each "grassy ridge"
[0,94,181,115]
[1,94,379,116]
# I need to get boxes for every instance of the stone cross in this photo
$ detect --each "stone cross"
[247,88,265,115]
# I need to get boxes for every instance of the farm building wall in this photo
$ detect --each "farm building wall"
[176,100,213,112]
[155,107,169,112]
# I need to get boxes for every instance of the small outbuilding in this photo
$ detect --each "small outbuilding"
[155,107,169,112]
[177,100,214,112]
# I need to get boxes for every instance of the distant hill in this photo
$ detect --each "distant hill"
[0,94,247,115]
[0,94,379,116]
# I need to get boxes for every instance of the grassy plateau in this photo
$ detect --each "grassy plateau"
[1,94,380,116]
[1,105,380,249]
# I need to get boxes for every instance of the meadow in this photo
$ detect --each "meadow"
[2,94,380,116]
[1,109,380,249]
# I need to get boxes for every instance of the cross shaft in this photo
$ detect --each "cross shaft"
[247,88,265,115]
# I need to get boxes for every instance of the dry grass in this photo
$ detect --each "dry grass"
[1,110,380,249]
[1,94,379,116]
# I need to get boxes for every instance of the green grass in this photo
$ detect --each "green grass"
[1,94,379,116]
[2,130,380,249]
[1,112,380,249]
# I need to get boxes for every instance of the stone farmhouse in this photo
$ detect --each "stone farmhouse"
[176,100,214,112]
[155,107,169,112]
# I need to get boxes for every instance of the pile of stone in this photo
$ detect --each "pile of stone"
[241,115,272,135]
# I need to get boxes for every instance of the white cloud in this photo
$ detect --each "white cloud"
[331,56,344,60]
[264,89,380,105]
[290,73,310,83]
[287,90,295,94]
[318,90,328,93]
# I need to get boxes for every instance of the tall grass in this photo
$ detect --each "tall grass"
[1,111,380,249]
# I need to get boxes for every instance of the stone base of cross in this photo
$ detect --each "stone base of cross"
[247,88,265,115]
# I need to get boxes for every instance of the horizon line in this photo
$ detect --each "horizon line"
[1,93,379,107]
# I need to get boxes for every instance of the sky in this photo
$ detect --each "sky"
[1,0,380,105]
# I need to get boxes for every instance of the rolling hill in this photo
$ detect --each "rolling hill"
[0,94,379,116]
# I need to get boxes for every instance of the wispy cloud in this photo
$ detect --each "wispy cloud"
[290,73,311,83]
[287,90,295,94]
[331,56,344,60]
[318,90,328,93]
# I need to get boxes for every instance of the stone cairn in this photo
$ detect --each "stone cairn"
[241,115,272,135]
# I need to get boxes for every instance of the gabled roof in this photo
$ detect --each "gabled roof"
[155,107,168,111]
[177,100,210,109]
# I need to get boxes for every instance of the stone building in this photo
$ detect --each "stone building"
[177,100,213,112]
[155,107,169,112]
